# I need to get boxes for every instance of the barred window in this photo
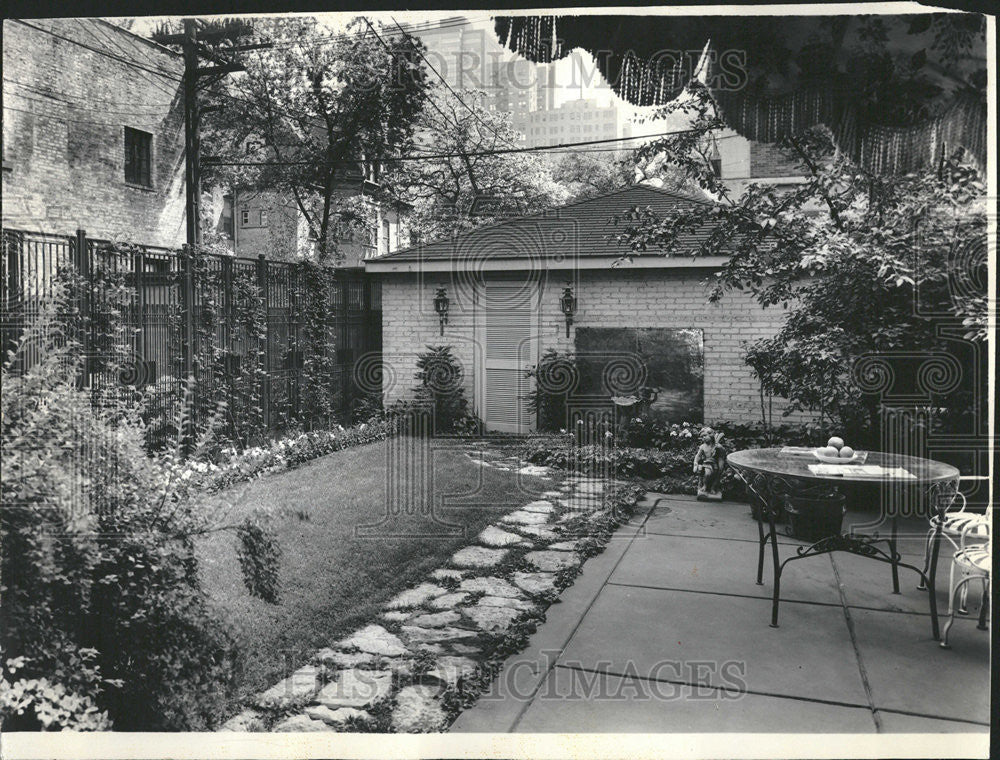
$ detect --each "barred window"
[124,127,152,187]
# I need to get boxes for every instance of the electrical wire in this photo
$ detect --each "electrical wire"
[10,19,184,82]
[202,127,706,166]
[389,16,518,153]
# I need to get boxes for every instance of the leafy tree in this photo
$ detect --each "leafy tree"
[611,84,988,446]
[549,150,635,201]
[202,17,429,262]
[388,88,568,243]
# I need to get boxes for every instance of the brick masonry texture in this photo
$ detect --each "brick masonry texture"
[379,267,810,426]
[2,19,186,247]
[750,142,802,179]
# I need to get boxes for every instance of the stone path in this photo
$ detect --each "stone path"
[220,455,642,733]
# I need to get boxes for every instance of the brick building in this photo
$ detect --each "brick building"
[2,19,186,247]
[366,184,804,432]
[520,97,631,150]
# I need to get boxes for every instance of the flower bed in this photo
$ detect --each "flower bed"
[520,421,818,498]
[197,416,401,494]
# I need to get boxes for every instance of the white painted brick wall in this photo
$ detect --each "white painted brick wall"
[379,268,812,426]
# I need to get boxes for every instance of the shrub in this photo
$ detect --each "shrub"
[525,349,579,432]
[1,297,240,730]
[412,346,481,435]
[235,517,282,604]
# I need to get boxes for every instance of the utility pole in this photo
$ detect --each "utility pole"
[183,18,202,249]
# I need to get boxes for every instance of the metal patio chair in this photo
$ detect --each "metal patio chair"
[919,476,990,614]
[939,517,991,649]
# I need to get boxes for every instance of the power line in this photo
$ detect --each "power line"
[389,16,518,153]
[2,103,173,127]
[10,19,184,83]
[4,82,179,118]
[4,77,176,109]
[257,15,493,52]
[362,18,468,147]
[203,127,705,166]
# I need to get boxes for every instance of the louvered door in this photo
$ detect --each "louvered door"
[477,280,538,434]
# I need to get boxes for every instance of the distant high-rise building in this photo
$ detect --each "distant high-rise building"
[521,98,630,149]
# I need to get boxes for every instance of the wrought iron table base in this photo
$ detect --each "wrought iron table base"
[740,469,953,640]
[755,511,941,635]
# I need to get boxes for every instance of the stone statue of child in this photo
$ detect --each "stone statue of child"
[694,427,727,501]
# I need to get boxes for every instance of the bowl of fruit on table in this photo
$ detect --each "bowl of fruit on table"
[812,437,861,464]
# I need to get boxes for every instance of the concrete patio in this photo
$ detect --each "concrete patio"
[451,493,990,734]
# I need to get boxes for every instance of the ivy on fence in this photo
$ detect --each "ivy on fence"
[1,229,382,450]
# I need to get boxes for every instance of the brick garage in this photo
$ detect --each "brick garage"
[2,19,186,246]
[367,185,806,431]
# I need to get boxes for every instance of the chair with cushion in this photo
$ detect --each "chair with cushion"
[939,519,990,649]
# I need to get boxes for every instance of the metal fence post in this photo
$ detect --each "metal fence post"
[73,229,90,386]
[134,247,146,372]
[256,254,271,430]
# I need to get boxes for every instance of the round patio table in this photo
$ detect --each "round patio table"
[728,448,960,639]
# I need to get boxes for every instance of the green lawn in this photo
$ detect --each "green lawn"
[196,437,557,714]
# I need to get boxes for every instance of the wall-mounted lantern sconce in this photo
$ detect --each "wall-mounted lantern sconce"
[560,286,577,338]
[433,286,450,336]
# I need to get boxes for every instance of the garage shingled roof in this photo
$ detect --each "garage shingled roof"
[372,184,718,264]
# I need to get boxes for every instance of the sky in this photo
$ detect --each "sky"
[115,12,685,140]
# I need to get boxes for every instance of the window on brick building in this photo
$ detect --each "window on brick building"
[381,218,391,256]
[241,208,250,227]
[221,195,234,238]
[124,127,152,187]
[259,209,268,226]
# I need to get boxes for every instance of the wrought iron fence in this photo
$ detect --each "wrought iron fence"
[1,227,382,445]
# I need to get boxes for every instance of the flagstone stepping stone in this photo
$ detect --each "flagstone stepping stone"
[451,545,508,568]
[477,595,536,611]
[424,655,479,687]
[385,583,448,610]
[546,540,583,552]
[412,642,446,654]
[408,610,461,628]
[518,465,551,477]
[477,525,529,548]
[541,490,563,498]
[513,525,558,540]
[315,649,378,668]
[219,709,266,731]
[458,576,524,598]
[401,625,478,643]
[521,500,556,514]
[525,549,583,572]
[575,482,604,494]
[501,510,550,525]
[273,714,332,732]
[335,625,409,657]
[255,664,322,708]
[512,571,558,595]
[305,705,372,727]
[315,669,393,709]
[463,603,523,633]
[381,610,411,623]
[431,568,466,581]
[446,642,480,655]
[391,684,448,732]
[428,592,469,610]
[525,550,582,572]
